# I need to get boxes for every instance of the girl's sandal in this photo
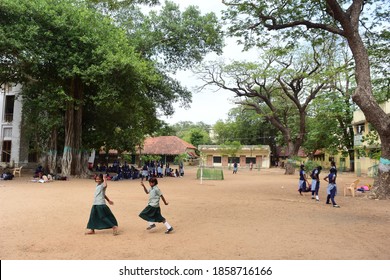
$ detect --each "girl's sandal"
[85,230,95,235]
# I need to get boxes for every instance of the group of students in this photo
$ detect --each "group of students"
[298,161,340,208]
[141,162,184,181]
[85,174,173,236]
[32,165,67,183]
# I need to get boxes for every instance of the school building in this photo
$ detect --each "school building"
[351,100,390,176]
[0,83,29,168]
[198,145,271,169]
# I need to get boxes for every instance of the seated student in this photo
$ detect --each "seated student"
[39,174,53,183]
[166,168,174,177]
[157,164,163,178]
[55,174,67,181]
[141,164,149,181]
[34,165,44,178]
[131,166,139,179]
[31,171,43,182]
[1,170,14,180]
[357,185,371,192]
[165,163,170,176]
[111,171,123,181]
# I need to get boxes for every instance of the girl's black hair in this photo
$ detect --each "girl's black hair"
[149,177,158,185]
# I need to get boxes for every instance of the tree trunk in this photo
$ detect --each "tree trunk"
[369,140,390,199]
[61,80,75,176]
[71,80,83,176]
[348,149,355,172]
[284,161,295,175]
[61,109,73,177]
[78,150,91,178]
[284,142,296,175]
[345,25,390,199]
[47,128,58,174]
[61,77,84,177]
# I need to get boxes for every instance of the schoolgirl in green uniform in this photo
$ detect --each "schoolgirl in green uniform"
[139,178,173,234]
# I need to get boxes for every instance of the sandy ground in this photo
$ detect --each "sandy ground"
[0,166,389,260]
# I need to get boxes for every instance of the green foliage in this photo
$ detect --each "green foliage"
[114,1,224,72]
[361,130,380,147]
[0,0,223,169]
[1,0,159,155]
[301,160,319,173]
[153,121,177,136]
[304,90,355,156]
[140,154,161,164]
[222,0,389,54]
[171,121,211,146]
[86,0,160,11]
[121,154,133,163]
[368,149,381,161]
[174,153,188,165]
[212,106,278,145]
[199,42,333,157]
[188,128,210,147]
[355,147,367,159]
[220,1,389,169]
[219,141,241,157]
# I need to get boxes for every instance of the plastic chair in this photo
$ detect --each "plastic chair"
[13,166,23,177]
[344,179,359,197]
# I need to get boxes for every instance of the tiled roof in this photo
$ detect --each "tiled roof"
[276,146,307,157]
[141,136,196,155]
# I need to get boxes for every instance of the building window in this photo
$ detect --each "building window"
[4,95,15,123]
[246,157,256,164]
[3,127,12,138]
[213,156,221,163]
[314,154,325,161]
[228,157,240,164]
[356,124,365,135]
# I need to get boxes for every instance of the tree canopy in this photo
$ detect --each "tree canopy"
[221,0,390,198]
[0,0,223,175]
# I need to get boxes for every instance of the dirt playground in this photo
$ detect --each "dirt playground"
[0,166,389,260]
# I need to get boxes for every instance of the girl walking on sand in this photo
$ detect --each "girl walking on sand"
[85,174,118,235]
[324,168,340,208]
[298,164,310,195]
[310,166,322,201]
[139,178,174,234]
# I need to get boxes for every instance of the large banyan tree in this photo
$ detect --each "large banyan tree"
[0,0,224,176]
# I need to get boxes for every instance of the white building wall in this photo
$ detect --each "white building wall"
[0,83,27,167]
[11,85,25,166]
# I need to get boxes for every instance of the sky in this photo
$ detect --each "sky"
[158,0,257,125]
